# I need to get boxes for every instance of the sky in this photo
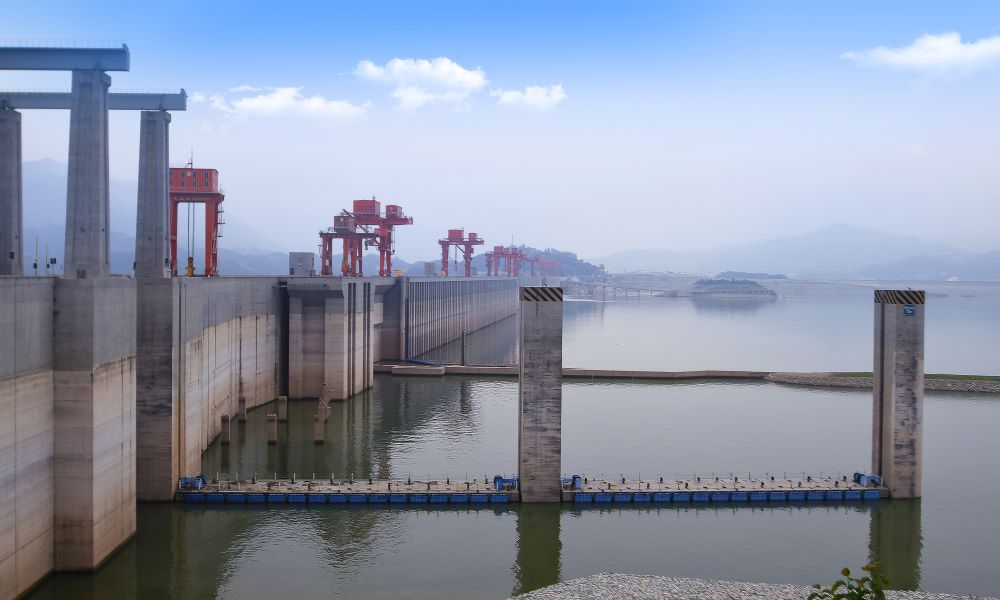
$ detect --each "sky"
[3,1,1000,261]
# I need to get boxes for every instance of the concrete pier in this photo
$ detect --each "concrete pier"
[872,290,925,499]
[134,111,170,278]
[517,286,564,502]
[278,395,288,422]
[64,70,111,279]
[267,414,278,444]
[0,109,21,276]
[220,416,231,444]
[314,414,324,444]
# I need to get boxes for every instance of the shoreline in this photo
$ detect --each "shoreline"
[375,364,1000,394]
[513,573,998,600]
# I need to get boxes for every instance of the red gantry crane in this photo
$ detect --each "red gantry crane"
[318,197,413,277]
[352,198,413,277]
[438,229,484,277]
[169,164,225,276]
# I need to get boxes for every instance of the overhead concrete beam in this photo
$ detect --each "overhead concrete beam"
[0,45,129,71]
[0,91,187,111]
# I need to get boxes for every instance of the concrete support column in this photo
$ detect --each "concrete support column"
[266,414,277,444]
[872,289,925,499]
[314,413,324,444]
[0,109,22,276]
[53,278,136,569]
[220,415,231,444]
[134,110,170,278]
[278,395,287,422]
[517,286,563,502]
[135,278,177,501]
[64,70,111,279]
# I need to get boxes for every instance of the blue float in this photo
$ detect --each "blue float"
[307,494,327,504]
[267,493,286,503]
[186,493,205,503]
[389,494,408,504]
[593,492,612,503]
[652,492,671,503]
[450,494,469,503]
[711,491,730,502]
[369,493,388,504]
[470,493,489,504]
[410,494,429,503]
[863,490,881,501]
[206,492,225,503]
[348,494,366,504]
[806,491,824,501]
[489,494,508,504]
[247,493,266,504]
[633,492,651,502]
[825,491,844,501]
[691,492,709,502]
[227,493,246,504]
[430,494,449,503]
[673,492,691,502]
[288,493,306,504]
[613,492,632,503]
[574,493,594,503]
[329,494,347,503]
[750,491,768,502]
[844,490,862,501]
[787,491,806,501]
[768,491,787,501]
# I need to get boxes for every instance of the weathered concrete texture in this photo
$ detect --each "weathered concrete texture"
[518,288,563,503]
[0,110,22,277]
[287,279,387,401]
[174,278,281,480]
[0,278,55,598]
[64,70,111,279]
[873,292,924,499]
[134,110,170,279]
[52,277,136,571]
[405,278,519,359]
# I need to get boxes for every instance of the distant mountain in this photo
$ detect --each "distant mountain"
[594,224,989,279]
[858,251,1000,281]
[716,271,787,280]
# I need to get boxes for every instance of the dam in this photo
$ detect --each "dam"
[0,42,931,599]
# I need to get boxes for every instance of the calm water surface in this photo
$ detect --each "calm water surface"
[28,285,1000,599]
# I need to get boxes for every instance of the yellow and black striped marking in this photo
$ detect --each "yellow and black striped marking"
[521,286,563,302]
[874,290,925,305]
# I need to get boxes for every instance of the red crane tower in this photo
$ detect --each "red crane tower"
[319,212,377,276]
[485,245,527,277]
[351,198,413,277]
[169,164,225,276]
[438,229,484,277]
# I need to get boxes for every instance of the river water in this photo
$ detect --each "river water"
[28,281,1000,599]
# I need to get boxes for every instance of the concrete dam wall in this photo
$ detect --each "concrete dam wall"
[0,274,516,597]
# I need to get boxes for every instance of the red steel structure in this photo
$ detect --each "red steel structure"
[351,198,413,277]
[169,165,225,276]
[319,212,377,276]
[485,245,531,277]
[438,229,484,277]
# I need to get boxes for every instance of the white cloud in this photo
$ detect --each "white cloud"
[354,57,488,109]
[841,32,1000,75]
[209,87,369,119]
[228,84,261,92]
[187,91,207,103]
[491,84,566,111]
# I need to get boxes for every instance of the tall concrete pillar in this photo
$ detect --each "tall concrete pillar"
[64,70,111,279]
[135,110,170,278]
[517,286,563,502]
[872,290,925,499]
[0,109,22,276]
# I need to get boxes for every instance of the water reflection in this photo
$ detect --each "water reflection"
[869,499,922,590]
[414,315,519,365]
[513,505,562,596]
[690,295,776,316]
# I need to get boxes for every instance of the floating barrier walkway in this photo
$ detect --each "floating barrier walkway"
[176,475,885,506]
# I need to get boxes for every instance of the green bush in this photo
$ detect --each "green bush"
[807,563,888,600]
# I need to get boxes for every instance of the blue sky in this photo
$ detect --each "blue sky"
[3,1,1000,259]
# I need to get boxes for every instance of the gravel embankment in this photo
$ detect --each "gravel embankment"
[765,373,1000,394]
[514,573,995,599]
